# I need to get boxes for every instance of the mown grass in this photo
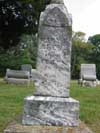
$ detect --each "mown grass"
[0,79,34,133]
[70,80,100,133]
[0,79,100,132]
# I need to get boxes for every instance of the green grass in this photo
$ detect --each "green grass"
[0,79,33,133]
[0,80,100,132]
[70,80,100,133]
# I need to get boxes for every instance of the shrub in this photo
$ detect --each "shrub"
[0,34,38,76]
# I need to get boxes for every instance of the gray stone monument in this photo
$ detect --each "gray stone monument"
[22,0,79,126]
[80,64,97,87]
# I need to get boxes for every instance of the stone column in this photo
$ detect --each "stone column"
[34,0,72,98]
[22,1,79,126]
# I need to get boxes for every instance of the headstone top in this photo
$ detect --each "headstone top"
[51,0,64,4]
[81,64,96,76]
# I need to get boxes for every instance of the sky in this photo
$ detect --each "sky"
[64,0,100,39]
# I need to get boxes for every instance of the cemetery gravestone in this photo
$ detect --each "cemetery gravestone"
[22,0,79,126]
[80,64,97,87]
[5,69,30,85]
[21,64,32,78]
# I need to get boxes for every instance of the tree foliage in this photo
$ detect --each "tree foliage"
[0,0,51,48]
[88,34,100,46]
[72,31,86,42]
[71,32,94,79]
[0,0,51,75]
[88,34,100,79]
[0,34,38,76]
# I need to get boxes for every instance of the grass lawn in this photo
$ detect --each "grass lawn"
[71,80,100,133]
[0,79,100,132]
[0,79,34,133]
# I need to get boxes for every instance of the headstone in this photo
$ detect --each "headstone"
[5,69,30,85]
[80,64,97,87]
[22,1,79,126]
[34,1,72,97]
[80,64,96,79]
[21,64,32,77]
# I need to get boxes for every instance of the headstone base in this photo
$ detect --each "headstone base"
[4,121,93,133]
[22,96,79,126]
[82,80,97,87]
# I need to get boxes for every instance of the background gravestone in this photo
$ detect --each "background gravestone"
[22,0,79,126]
[80,64,97,87]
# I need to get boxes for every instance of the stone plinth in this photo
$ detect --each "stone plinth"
[22,96,79,126]
[4,121,93,133]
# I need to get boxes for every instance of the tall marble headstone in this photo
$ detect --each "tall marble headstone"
[22,0,79,126]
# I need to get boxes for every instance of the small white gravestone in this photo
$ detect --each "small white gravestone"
[80,64,97,87]
[22,0,79,126]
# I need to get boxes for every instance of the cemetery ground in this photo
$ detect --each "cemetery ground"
[0,79,100,133]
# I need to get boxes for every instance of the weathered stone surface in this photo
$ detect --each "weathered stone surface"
[5,78,30,85]
[4,121,93,133]
[82,81,97,87]
[22,96,79,126]
[34,3,72,97]
[5,69,30,85]
[39,4,72,27]
[80,64,96,80]
[6,69,30,79]
[22,2,79,127]
[21,64,32,77]
[80,64,97,87]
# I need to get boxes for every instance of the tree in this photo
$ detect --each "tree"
[88,34,100,79]
[72,31,86,42]
[88,34,100,45]
[0,0,51,49]
[71,32,94,79]
[0,0,51,75]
